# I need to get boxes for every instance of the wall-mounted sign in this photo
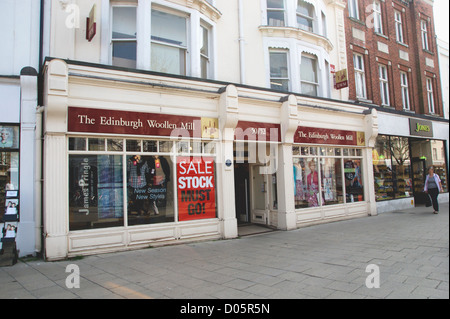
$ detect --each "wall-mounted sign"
[334,69,348,90]
[177,157,216,222]
[409,118,433,137]
[86,4,96,42]
[234,121,281,142]
[294,126,365,146]
[68,107,218,139]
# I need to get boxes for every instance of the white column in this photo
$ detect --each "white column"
[364,108,379,216]
[277,95,298,230]
[218,85,239,239]
[43,59,69,260]
[17,68,38,257]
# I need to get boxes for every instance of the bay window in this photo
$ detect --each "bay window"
[297,0,314,33]
[151,9,188,75]
[270,50,290,91]
[300,54,318,96]
[267,0,286,27]
[112,6,137,69]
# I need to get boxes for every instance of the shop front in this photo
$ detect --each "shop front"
[375,113,449,213]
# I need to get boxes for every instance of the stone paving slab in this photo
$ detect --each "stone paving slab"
[0,203,448,299]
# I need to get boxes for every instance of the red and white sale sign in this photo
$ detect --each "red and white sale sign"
[177,157,216,221]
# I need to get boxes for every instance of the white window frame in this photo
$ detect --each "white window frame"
[267,0,286,27]
[200,23,211,79]
[426,77,435,114]
[297,0,315,33]
[400,72,410,110]
[373,1,383,34]
[353,53,367,99]
[300,53,319,96]
[378,64,390,106]
[111,5,138,69]
[421,20,429,51]
[269,50,290,92]
[348,0,359,20]
[394,10,404,43]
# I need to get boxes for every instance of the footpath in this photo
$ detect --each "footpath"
[0,204,448,300]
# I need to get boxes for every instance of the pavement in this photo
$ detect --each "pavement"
[0,203,448,300]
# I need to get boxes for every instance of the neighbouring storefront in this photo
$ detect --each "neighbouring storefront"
[375,113,449,213]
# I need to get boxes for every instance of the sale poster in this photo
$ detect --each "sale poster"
[177,157,216,221]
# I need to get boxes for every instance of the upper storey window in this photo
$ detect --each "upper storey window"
[112,6,137,69]
[297,0,314,33]
[108,0,218,79]
[151,9,188,75]
[348,0,359,20]
[267,0,286,27]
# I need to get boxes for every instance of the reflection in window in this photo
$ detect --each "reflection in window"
[127,155,174,226]
[112,6,137,68]
[270,51,289,91]
[297,0,314,32]
[321,157,343,205]
[344,159,364,202]
[151,9,187,75]
[267,0,285,26]
[69,155,124,230]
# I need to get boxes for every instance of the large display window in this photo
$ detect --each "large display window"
[0,125,20,215]
[293,146,364,209]
[68,137,217,231]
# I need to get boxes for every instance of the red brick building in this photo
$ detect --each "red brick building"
[345,0,443,117]
[344,0,449,212]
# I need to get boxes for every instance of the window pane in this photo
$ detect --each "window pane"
[301,82,317,96]
[107,139,123,152]
[0,152,19,214]
[301,56,317,83]
[126,140,141,152]
[293,158,308,208]
[113,42,137,69]
[151,42,186,75]
[344,159,364,202]
[69,137,86,151]
[143,140,157,152]
[151,10,187,47]
[268,0,284,9]
[69,155,124,230]
[430,140,448,192]
[321,157,344,205]
[271,79,289,91]
[268,11,285,26]
[390,136,412,199]
[270,52,288,78]
[112,7,136,39]
[373,135,393,201]
[159,141,172,153]
[127,155,174,225]
[89,138,105,151]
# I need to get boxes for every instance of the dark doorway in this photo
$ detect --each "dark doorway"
[234,163,250,223]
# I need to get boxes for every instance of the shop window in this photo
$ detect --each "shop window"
[69,155,124,230]
[68,137,217,231]
[373,135,413,201]
[267,0,285,27]
[293,146,363,209]
[112,6,137,69]
[269,50,290,91]
[430,140,448,192]
[0,125,19,216]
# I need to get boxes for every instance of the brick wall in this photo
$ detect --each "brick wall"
[344,0,443,117]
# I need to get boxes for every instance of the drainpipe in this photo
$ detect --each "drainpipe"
[238,0,245,84]
[35,106,44,256]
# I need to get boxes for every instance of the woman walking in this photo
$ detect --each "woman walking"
[424,166,444,214]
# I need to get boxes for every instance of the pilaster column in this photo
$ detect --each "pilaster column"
[218,85,239,239]
[277,95,298,230]
[364,108,379,216]
[43,59,69,260]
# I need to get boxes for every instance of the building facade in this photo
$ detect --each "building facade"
[0,0,41,259]
[344,0,449,212]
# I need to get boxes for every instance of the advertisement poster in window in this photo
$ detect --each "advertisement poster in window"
[177,157,216,221]
[0,126,19,149]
